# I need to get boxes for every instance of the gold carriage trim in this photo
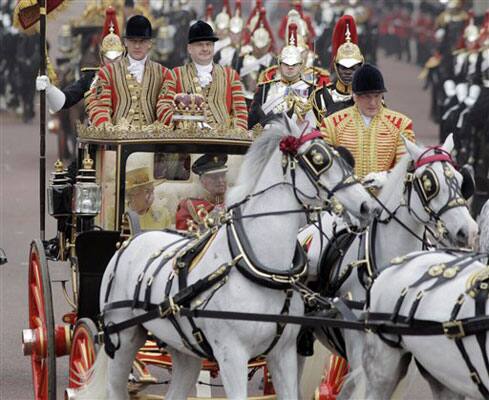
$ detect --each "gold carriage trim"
[77,121,257,143]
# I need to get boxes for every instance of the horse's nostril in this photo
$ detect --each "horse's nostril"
[360,201,370,215]
[457,228,468,243]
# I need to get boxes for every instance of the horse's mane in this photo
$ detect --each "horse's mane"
[378,153,412,212]
[477,200,489,252]
[226,118,297,205]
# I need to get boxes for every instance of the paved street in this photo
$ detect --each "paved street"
[0,4,441,400]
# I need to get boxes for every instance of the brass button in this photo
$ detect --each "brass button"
[128,84,134,89]
[131,95,137,101]
[129,109,135,114]
[126,73,132,80]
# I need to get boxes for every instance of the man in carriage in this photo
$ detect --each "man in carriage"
[175,153,227,232]
[35,7,124,114]
[156,20,248,131]
[321,63,416,189]
[88,14,171,128]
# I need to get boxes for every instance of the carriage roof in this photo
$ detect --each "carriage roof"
[76,123,257,232]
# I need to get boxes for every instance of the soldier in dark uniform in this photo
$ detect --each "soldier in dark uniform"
[35,8,124,114]
[18,32,40,122]
[175,154,228,232]
[311,15,364,123]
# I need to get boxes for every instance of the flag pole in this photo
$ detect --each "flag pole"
[39,0,47,240]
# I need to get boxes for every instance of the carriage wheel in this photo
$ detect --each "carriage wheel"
[25,240,57,400]
[68,318,100,389]
[315,355,349,400]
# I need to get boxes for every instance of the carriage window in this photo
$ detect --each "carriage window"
[124,152,243,233]
[154,153,191,181]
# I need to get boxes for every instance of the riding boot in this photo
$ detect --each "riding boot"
[297,327,315,357]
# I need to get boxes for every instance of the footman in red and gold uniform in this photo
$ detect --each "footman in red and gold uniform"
[157,20,247,131]
[321,63,415,187]
[175,154,228,232]
[87,15,171,128]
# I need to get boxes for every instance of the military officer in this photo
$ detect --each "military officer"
[320,63,416,188]
[157,20,248,131]
[248,23,315,130]
[236,7,275,107]
[312,15,364,123]
[175,154,227,232]
[213,0,244,69]
[88,15,171,128]
[36,7,124,113]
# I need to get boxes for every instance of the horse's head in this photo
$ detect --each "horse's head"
[403,134,478,247]
[278,117,374,225]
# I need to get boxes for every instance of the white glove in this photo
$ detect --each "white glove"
[362,171,388,189]
[455,82,469,103]
[36,75,50,91]
[443,80,456,97]
[464,84,481,107]
[36,75,66,113]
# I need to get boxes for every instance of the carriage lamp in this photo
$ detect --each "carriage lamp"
[47,160,72,217]
[72,156,101,216]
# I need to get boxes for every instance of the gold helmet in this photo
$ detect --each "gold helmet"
[284,9,309,50]
[215,0,231,33]
[229,0,244,34]
[332,15,364,68]
[100,7,124,61]
[279,23,303,66]
[250,8,274,51]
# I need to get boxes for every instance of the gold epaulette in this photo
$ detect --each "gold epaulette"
[258,65,278,84]
[418,55,441,80]
[81,67,100,73]
[239,44,253,57]
[257,78,278,86]
[309,66,330,77]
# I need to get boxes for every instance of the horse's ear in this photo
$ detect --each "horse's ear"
[402,135,422,162]
[460,164,475,200]
[442,133,455,153]
[336,146,355,169]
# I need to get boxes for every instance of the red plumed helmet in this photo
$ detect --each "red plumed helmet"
[331,15,358,62]
[102,6,120,37]
[288,22,298,46]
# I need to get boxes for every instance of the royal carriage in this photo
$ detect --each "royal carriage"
[20,95,291,399]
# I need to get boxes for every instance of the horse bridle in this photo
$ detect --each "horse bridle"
[281,130,359,216]
[405,147,469,234]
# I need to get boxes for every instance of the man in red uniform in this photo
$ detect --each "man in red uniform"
[157,20,248,131]
[175,154,228,232]
[88,15,171,128]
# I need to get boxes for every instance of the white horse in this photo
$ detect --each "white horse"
[71,118,374,400]
[298,134,479,397]
[477,199,489,253]
[353,250,489,400]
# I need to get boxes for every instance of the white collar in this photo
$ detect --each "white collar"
[360,112,372,127]
[195,62,213,75]
[128,55,148,66]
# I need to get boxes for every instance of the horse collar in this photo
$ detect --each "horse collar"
[227,207,308,290]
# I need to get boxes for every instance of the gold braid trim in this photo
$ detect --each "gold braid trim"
[180,63,230,128]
